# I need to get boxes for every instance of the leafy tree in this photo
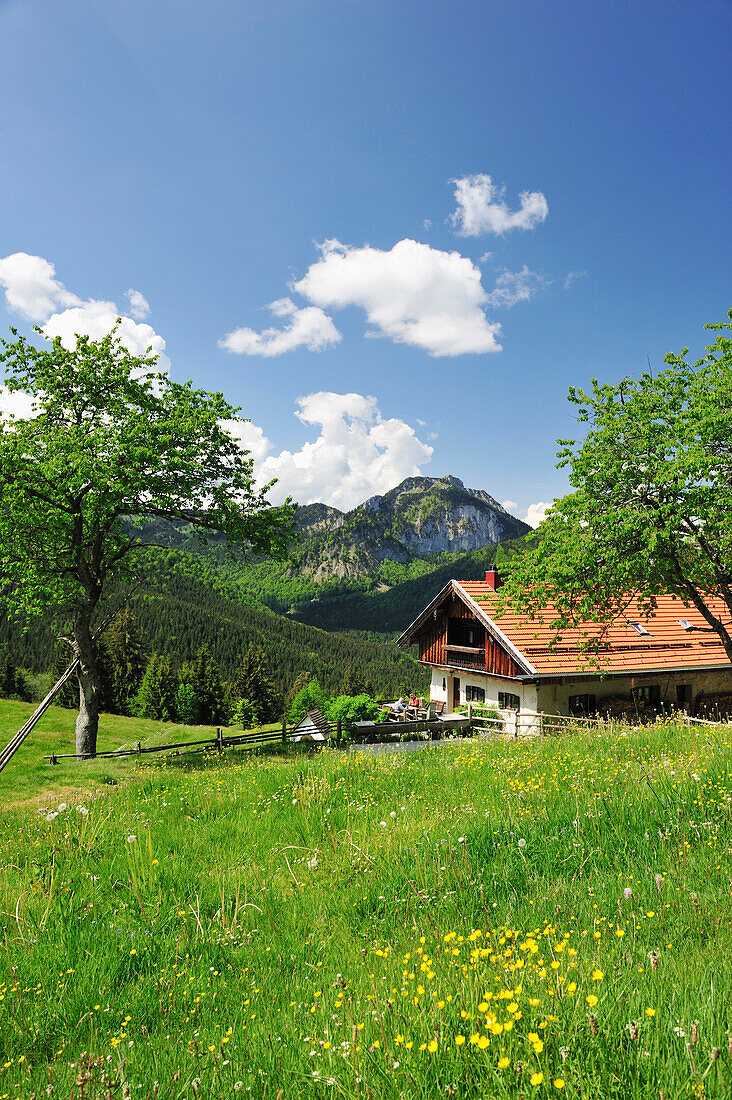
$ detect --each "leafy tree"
[231,697,258,730]
[287,677,328,724]
[174,669,198,726]
[326,693,385,732]
[99,608,147,714]
[134,654,177,722]
[232,645,279,723]
[0,325,294,756]
[500,312,732,661]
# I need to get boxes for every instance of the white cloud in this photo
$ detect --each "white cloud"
[450,174,548,237]
[501,499,519,512]
[564,270,588,290]
[524,501,551,528]
[126,288,151,320]
[0,253,81,322]
[238,391,433,510]
[0,387,37,421]
[293,238,502,357]
[218,297,341,357]
[220,417,271,465]
[0,252,168,371]
[43,301,169,370]
[485,266,546,309]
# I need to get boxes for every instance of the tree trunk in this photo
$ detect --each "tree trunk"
[74,606,100,759]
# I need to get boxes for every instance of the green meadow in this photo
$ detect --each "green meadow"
[0,707,731,1099]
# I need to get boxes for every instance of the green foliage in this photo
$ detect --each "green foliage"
[325,692,385,731]
[188,645,229,726]
[232,645,279,723]
[284,670,312,715]
[0,646,29,701]
[99,609,147,715]
[501,311,732,661]
[287,677,328,723]
[230,697,258,730]
[134,654,177,722]
[0,324,295,753]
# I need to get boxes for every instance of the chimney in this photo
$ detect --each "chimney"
[485,567,500,590]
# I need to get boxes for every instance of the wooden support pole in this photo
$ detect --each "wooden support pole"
[282,716,287,744]
[336,717,342,748]
[216,728,224,752]
[136,741,142,755]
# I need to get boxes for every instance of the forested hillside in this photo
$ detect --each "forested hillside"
[0,545,426,700]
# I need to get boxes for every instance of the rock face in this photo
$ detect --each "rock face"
[294,475,529,580]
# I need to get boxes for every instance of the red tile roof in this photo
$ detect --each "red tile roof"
[458,581,732,676]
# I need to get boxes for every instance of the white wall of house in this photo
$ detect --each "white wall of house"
[429,665,732,716]
[536,667,732,715]
[429,667,536,713]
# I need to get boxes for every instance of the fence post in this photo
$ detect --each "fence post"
[282,716,287,745]
[216,727,224,753]
[468,702,473,729]
[336,717,342,748]
[136,741,141,755]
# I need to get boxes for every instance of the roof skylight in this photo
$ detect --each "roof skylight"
[678,619,694,631]
[629,622,651,636]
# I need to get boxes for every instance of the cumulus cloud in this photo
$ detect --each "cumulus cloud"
[485,266,546,309]
[219,417,271,465]
[0,387,37,421]
[450,174,548,237]
[524,501,551,528]
[501,499,519,513]
[233,391,433,510]
[293,238,502,357]
[0,252,168,371]
[0,253,81,322]
[218,297,340,357]
[126,288,151,320]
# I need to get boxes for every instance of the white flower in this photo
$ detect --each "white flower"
[45,811,58,822]
[380,821,387,828]
[307,856,318,870]
[77,806,89,816]
[518,838,527,848]
[127,834,137,843]
[57,803,67,812]
[458,836,467,844]
[389,811,397,819]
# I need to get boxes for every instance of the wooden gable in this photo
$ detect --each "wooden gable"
[406,583,524,678]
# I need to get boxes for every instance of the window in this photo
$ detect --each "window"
[633,684,661,707]
[630,622,651,636]
[498,691,520,711]
[569,693,596,716]
[465,685,485,703]
[678,620,694,631]
[676,684,691,705]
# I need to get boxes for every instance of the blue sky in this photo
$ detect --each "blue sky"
[0,0,730,520]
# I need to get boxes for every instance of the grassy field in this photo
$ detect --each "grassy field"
[0,709,731,1099]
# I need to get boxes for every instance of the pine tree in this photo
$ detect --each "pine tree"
[190,645,229,725]
[99,609,148,715]
[233,646,280,724]
[284,670,312,716]
[134,654,177,721]
[338,664,367,696]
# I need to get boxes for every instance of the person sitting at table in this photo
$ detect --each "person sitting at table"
[408,692,420,708]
